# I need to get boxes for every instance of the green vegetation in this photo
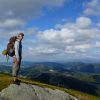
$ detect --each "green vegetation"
[0,62,100,84]
[0,72,100,100]
[67,72,100,83]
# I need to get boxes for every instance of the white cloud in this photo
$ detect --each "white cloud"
[83,0,100,16]
[0,0,100,62]
[38,28,75,44]
[1,15,100,62]
[0,19,24,29]
[95,41,100,47]
[76,17,92,28]
[0,0,66,21]
[74,44,91,49]
[28,46,59,55]
[31,16,100,59]
[0,0,67,31]
[97,23,100,27]
[38,17,99,46]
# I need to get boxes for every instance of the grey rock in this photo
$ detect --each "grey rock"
[32,85,70,100]
[0,96,6,100]
[0,83,70,100]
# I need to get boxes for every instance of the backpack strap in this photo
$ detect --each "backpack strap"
[6,55,9,63]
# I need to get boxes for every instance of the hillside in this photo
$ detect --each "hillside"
[63,62,100,73]
[1,61,100,73]
[0,62,100,84]
[0,73,100,100]
[0,63,100,97]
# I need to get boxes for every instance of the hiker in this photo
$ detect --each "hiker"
[12,33,24,84]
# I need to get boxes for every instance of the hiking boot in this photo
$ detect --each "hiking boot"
[12,80,20,85]
[16,79,21,82]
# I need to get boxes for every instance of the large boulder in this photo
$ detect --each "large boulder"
[0,83,70,100]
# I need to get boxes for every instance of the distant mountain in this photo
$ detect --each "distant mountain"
[0,62,100,84]
[19,63,73,79]
[32,72,99,96]
[0,65,11,73]
[0,62,100,96]
[0,61,65,68]
[63,62,100,73]
[1,61,100,73]
[0,61,35,68]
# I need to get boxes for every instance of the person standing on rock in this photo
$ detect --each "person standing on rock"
[12,33,24,84]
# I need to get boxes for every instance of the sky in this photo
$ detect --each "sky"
[0,0,100,62]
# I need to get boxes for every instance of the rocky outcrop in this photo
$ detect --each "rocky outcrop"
[0,83,71,100]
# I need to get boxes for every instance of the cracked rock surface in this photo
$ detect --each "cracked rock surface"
[0,83,70,100]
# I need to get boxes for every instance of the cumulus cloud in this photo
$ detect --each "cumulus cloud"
[0,0,67,31]
[0,19,24,30]
[28,46,60,55]
[38,28,75,44]
[76,17,92,28]
[97,23,100,27]
[0,0,100,62]
[0,0,66,20]
[30,16,100,60]
[83,0,100,16]
[1,15,100,61]
[38,17,99,45]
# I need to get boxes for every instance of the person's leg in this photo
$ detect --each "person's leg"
[12,57,20,82]
[16,58,21,81]
[13,76,17,81]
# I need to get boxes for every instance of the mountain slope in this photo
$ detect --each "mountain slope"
[0,73,100,100]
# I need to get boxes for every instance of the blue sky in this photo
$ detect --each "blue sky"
[26,0,85,30]
[0,0,100,62]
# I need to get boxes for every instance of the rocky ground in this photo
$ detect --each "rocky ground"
[0,83,73,100]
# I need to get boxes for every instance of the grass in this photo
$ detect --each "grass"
[0,72,100,100]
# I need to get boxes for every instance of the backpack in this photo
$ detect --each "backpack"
[2,36,17,62]
[7,36,17,57]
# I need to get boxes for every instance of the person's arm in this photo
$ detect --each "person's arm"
[14,41,19,61]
